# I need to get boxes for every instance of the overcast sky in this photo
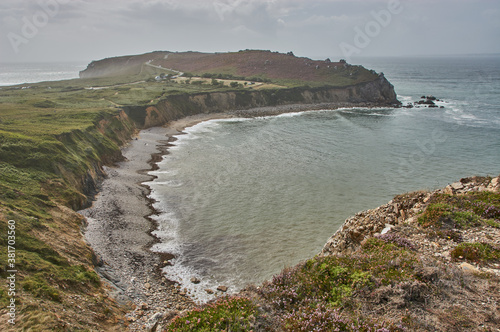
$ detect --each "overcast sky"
[1,0,499,63]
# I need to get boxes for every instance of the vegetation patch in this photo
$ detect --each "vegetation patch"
[279,305,401,332]
[376,233,416,250]
[426,229,463,242]
[32,100,57,108]
[166,297,259,332]
[254,238,418,330]
[451,242,500,263]
[418,192,500,229]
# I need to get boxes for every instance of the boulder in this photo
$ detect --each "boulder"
[460,262,480,274]
[217,285,228,292]
[146,312,163,332]
[450,182,464,190]
[487,176,499,192]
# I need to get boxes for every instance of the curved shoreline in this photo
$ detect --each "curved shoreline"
[79,102,396,329]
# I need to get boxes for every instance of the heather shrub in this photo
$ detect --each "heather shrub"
[376,233,416,250]
[261,238,419,311]
[280,304,401,332]
[451,242,500,263]
[419,192,500,229]
[166,296,259,332]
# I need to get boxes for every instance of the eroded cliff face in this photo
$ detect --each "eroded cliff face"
[54,110,136,209]
[123,75,400,128]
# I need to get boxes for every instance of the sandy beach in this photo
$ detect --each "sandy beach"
[79,102,369,329]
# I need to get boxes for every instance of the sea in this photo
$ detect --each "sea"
[0,62,87,86]
[3,55,499,303]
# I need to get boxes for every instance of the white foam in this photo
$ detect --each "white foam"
[275,111,307,118]
[397,95,414,105]
[159,259,219,304]
[441,99,488,126]
[154,249,242,304]
[148,180,183,187]
[148,169,178,176]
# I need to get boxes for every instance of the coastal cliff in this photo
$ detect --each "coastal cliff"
[124,75,399,128]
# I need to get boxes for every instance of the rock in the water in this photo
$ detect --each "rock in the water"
[217,285,228,292]
[190,277,200,284]
[205,289,214,294]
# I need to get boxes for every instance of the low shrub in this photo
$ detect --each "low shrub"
[166,297,259,332]
[450,242,500,263]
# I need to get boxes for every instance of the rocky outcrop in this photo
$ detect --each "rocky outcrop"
[320,191,429,256]
[321,175,500,257]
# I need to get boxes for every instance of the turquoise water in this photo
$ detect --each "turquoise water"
[147,55,500,302]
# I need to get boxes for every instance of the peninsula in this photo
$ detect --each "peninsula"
[4,50,497,331]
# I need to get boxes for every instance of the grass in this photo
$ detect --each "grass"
[418,192,500,229]
[166,297,260,332]
[451,242,500,263]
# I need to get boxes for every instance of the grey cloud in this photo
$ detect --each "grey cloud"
[0,0,499,63]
